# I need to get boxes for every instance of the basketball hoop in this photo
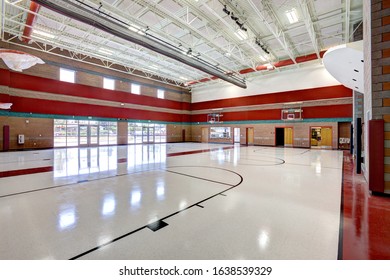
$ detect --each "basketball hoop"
[281,108,303,121]
[0,49,44,72]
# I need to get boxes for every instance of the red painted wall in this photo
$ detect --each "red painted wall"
[0,69,190,111]
[0,69,352,123]
[191,85,352,111]
[1,95,190,122]
[191,104,352,122]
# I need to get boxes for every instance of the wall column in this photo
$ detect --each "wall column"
[365,0,390,193]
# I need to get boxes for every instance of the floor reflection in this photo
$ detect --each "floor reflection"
[53,145,168,179]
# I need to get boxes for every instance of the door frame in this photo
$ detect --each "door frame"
[310,126,333,149]
[275,127,285,146]
[245,127,254,146]
[89,125,99,146]
[78,124,99,147]
[233,127,240,143]
[275,126,294,147]
[201,127,209,143]
[142,126,155,143]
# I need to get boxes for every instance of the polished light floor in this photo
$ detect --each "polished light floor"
[0,143,344,260]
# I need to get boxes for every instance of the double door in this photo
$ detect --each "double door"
[142,126,155,143]
[79,125,99,146]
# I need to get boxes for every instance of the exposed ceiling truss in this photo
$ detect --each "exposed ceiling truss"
[1,0,363,89]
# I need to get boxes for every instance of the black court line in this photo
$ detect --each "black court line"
[253,147,311,156]
[196,204,204,208]
[224,156,285,167]
[299,149,311,155]
[69,167,244,260]
[219,193,227,196]
[69,226,147,260]
[165,170,235,187]
[0,167,163,199]
[0,147,238,199]
[77,179,89,183]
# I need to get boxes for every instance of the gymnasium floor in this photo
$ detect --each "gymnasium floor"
[0,143,345,259]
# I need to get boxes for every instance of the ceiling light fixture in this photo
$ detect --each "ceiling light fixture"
[235,29,248,40]
[128,24,145,35]
[259,55,267,62]
[98,48,113,55]
[32,30,55,39]
[285,9,299,24]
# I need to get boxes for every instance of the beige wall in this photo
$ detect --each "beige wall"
[0,116,343,151]
[117,122,128,145]
[166,124,192,142]
[191,122,341,149]
[0,116,54,150]
[0,116,193,150]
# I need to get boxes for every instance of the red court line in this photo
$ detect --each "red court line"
[0,166,53,178]
[342,151,390,259]
[167,146,235,157]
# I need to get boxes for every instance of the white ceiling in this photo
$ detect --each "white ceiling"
[1,0,363,88]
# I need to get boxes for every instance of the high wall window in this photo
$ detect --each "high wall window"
[131,83,141,95]
[128,123,166,144]
[157,89,165,99]
[60,68,75,83]
[103,77,115,90]
[54,119,117,147]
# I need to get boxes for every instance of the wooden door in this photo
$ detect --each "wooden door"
[284,127,293,147]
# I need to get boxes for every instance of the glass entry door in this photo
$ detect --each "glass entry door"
[79,125,88,146]
[79,125,99,146]
[142,126,155,143]
[90,125,99,145]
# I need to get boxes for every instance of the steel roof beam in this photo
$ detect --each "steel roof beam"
[32,0,246,88]
[345,0,350,42]
[297,0,321,58]
[246,0,297,64]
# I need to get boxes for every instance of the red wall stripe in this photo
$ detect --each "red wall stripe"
[0,69,10,85]
[191,85,352,111]
[1,93,352,123]
[191,104,352,122]
[0,69,353,123]
[0,69,190,111]
[0,166,53,178]
[6,95,191,122]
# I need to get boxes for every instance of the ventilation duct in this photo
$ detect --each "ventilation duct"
[32,0,247,88]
